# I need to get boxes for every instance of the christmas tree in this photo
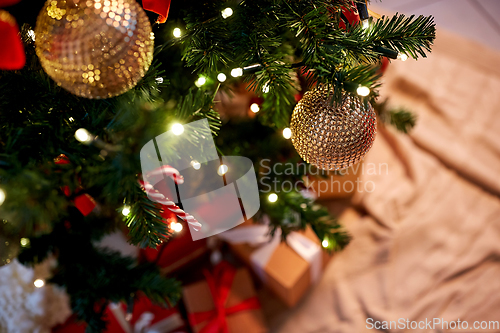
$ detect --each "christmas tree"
[0,0,435,331]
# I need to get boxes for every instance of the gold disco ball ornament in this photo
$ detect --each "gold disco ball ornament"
[34,0,154,99]
[290,86,377,171]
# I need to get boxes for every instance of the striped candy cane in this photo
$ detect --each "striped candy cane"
[144,165,184,185]
[139,166,202,231]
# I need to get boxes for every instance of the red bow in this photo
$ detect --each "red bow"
[188,262,261,333]
[142,0,171,23]
[0,0,25,70]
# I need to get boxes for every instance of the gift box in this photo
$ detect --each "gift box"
[183,261,267,333]
[52,294,187,333]
[218,220,331,307]
[139,210,208,275]
[305,161,364,199]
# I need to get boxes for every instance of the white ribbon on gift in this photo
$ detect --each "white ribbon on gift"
[108,303,185,333]
[217,223,322,284]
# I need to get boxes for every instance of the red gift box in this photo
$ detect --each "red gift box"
[52,294,186,333]
[139,209,208,275]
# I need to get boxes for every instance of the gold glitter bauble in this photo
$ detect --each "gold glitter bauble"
[35,0,153,99]
[290,87,377,170]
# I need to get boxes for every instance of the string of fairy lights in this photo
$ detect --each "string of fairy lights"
[0,3,412,260]
[166,3,408,145]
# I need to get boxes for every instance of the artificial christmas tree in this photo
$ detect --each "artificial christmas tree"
[0,0,435,331]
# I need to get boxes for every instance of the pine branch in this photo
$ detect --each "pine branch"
[374,98,417,133]
[389,109,417,133]
[125,184,171,248]
[175,88,222,136]
[258,190,350,252]
[365,14,436,59]
[0,166,70,238]
[181,1,233,74]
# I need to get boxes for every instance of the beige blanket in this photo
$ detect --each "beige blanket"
[273,30,500,333]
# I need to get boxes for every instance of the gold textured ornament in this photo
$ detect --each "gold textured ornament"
[290,86,377,170]
[34,0,154,98]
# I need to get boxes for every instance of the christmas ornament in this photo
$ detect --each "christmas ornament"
[139,181,202,231]
[0,0,26,70]
[139,165,201,231]
[290,86,377,170]
[34,0,154,99]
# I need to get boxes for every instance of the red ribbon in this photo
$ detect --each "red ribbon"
[188,262,261,333]
[142,0,171,23]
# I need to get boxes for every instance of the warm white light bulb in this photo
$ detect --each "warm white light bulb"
[34,279,45,288]
[20,238,30,247]
[356,86,370,97]
[28,29,36,41]
[322,239,329,248]
[171,222,183,232]
[217,164,228,176]
[122,206,131,216]
[250,103,260,113]
[230,68,243,77]
[191,160,201,170]
[221,7,233,19]
[75,128,91,143]
[217,73,227,82]
[173,28,182,38]
[156,77,164,84]
[397,53,408,61]
[362,20,369,30]
[268,193,278,203]
[195,76,206,87]
[262,83,270,93]
[171,123,184,135]
[282,128,292,139]
[0,188,5,206]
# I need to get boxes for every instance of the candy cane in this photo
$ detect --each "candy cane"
[139,167,201,231]
[145,165,184,185]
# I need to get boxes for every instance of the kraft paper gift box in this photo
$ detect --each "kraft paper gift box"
[218,220,331,307]
[183,261,268,333]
